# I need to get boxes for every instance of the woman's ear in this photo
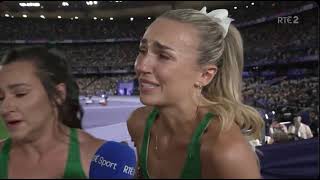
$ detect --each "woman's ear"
[55,83,66,105]
[198,64,218,87]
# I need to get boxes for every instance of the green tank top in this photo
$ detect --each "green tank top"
[0,128,87,179]
[139,108,213,179]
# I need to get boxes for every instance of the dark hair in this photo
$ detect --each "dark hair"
[1,46,83,128]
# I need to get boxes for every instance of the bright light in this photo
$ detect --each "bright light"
[22,14,27,18]
[246,5,248,8]
[234,6,237,9]
[75,16,79,19]
[93,17,97,20]
[110,17,114,20]
[70,17,73,20]
[272,111,275,115]
[20,2,41,7]
[100,18,103,21]
[5,14,9,17]
[130,17,134,21]
[11,16,14,18]
[148,17,151,20]
[58,16,62,19]
[265,114,269,120]
[251,2,255,5]
[86,1,97,5]
[62,2,69,6]
[40,15,45,19]
[33,2,40,7]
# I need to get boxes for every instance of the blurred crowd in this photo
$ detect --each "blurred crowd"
[0,18,149,40]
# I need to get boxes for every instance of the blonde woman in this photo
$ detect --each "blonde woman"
[127,7,264,178]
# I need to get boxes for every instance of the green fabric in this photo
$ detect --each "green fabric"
[63,128,87,179]
[0,128,87,179]
[0,138,10,179]
[0,117,9,140]
[139,108,213,179]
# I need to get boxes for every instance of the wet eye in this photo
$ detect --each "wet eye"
[16,93,27,98]
[159,54,170,60]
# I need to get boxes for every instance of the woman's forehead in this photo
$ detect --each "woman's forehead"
[143,18,200,53]
[0,61,39,87]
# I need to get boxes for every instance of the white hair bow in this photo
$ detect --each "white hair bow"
[199,6,234,38]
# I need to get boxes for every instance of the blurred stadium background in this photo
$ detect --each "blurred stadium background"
[0,1,318,145]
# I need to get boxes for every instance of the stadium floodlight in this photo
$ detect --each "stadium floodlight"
[234,6,237,9]
[58,16,62,19]
[11,16,14,18]
[86,1,93,6]
[19,3,26,7]
[62,2,69,6]
[272,111,275,115]
[101,18,103,21]
[5,14,9,17]
[22,14,27,18]
[251,2,255,5]
[19,2,41,7]
[246,5,248,8]
[75,16,79,19]
[40,15,45,19]
[130,17,134,21]
[110,17,114,20]
[148,17,151,20]
[93,17,97,20]
[93,1,98,5]
[265,114,269,120]
[33,2,40,7]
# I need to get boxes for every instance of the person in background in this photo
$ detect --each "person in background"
[127,7,264,178]
[288,115,313,139]
[269,119,288,142]
[0,46,105,178]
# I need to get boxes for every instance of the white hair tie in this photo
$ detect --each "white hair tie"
[199,6,234,38]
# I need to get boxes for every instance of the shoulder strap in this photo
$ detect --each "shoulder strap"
[139,107,159,179]
[63,128,87,179]
[181,112,213,179]
[0,138,11,179]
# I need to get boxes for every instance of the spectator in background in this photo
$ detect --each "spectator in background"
[309,111,319,137]
[288,115,313,139]
[269,119,288,140]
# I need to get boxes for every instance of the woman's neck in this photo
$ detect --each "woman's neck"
[11,122,70,158]
[156,101,205,138]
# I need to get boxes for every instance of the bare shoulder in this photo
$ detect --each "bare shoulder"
[77,129,105,150]
[127,106,153,142]
[200,120,261,178]
[76,129,106,177]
